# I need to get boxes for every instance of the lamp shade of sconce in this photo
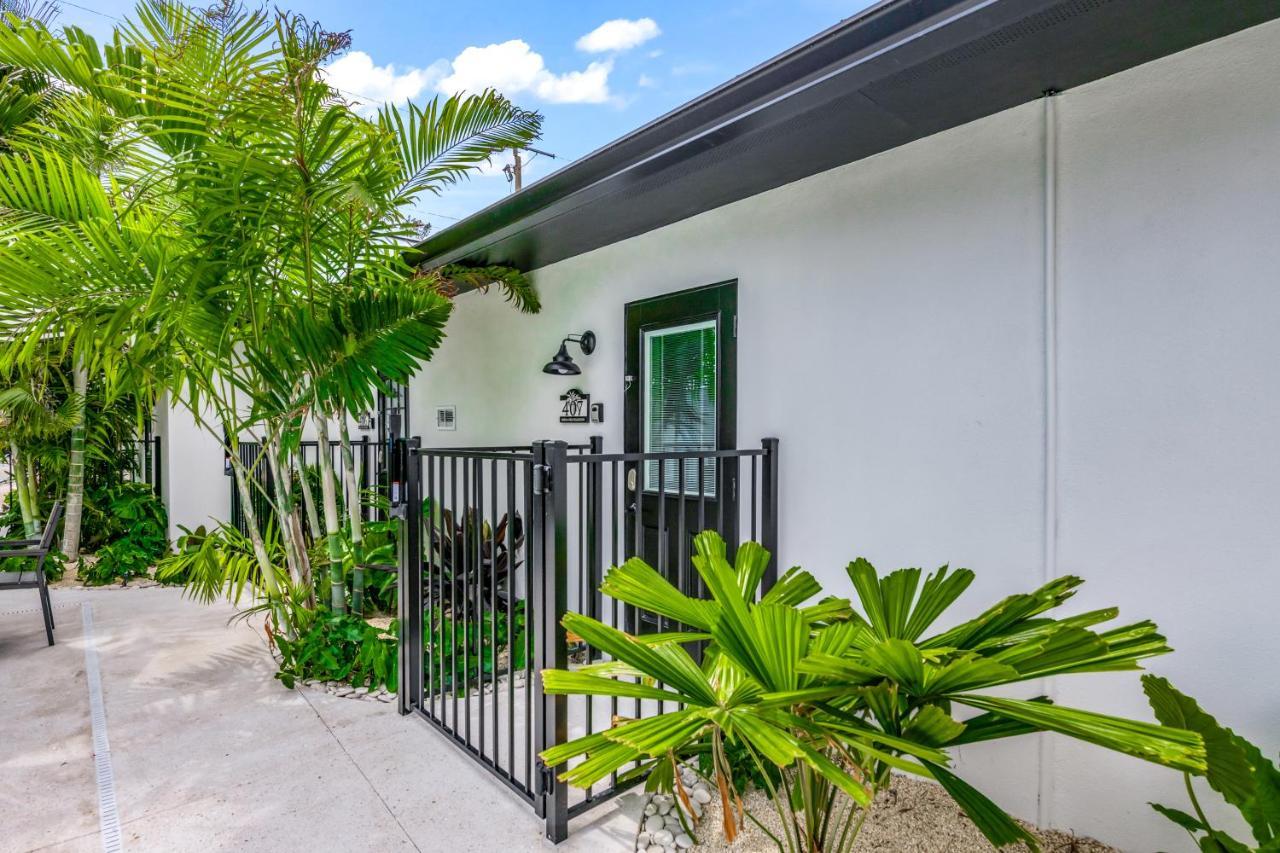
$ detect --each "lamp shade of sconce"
[543,330,596,375]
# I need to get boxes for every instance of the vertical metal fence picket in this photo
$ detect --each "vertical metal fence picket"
[396,435,778,843]
[229,436,386,537]
[124,436,163,498]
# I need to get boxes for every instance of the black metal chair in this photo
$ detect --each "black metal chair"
[0,501,63,646]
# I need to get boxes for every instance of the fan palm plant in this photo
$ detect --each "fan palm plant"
[540,531,1206,852]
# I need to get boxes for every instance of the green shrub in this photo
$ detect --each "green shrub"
[0,548,66,582]
[274,609,398,692]
[426,599,528,696]
[0,490,22,535]
[0,493,63,579]
[81,482,167,585]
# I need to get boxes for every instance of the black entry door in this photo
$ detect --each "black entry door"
[624,281,737,629]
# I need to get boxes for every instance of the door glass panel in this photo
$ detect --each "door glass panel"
[643,319,716,495]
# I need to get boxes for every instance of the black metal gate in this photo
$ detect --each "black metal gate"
[394,436,778,842]
[229,436,386,537]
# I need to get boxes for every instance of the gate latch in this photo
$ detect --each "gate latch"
[536,760,556,796]
[532,463,552,495]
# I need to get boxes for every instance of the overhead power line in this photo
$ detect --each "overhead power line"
[504,146,557,192]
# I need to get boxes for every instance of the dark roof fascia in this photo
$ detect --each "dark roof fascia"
[405,0,977,267]
[411,0,1280,272]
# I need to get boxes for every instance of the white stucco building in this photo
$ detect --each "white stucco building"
[155,1,1280,849]
[397,3,1280,850]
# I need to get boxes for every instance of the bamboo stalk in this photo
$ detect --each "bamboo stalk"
[62,364,87,560]
[228,451,281,597]
[295,451,322,543]
[265,437,302,585]
[10,441,37,537]
[312,408,345,614]
[25,453,40,530]
[338,418,365,615]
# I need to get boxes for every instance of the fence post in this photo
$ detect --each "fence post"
[587,435,603,621]
[760,438,780,592]
[358,435,371,521]
[532,440,569,842]
[153,435,163,500]
[396,437,422,716]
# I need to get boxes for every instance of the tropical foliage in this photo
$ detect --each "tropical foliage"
[0,0,544,689]
[275,609,398,692]
[2,353,163,578]
[539,531,1207,852]
[78,481,167,585]
[427,600,529,696]
[1144,676,1280,852]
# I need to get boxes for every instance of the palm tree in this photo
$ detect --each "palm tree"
[0,2,541,617]
[0,370,79,536]
[0,0,187,558]
[0,2,59,151]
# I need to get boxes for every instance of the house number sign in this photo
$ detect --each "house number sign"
[559,388,590,424]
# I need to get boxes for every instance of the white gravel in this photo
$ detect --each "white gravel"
[675,775,1117,852]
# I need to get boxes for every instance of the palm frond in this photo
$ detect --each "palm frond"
[435,263,541,314]
[378,89,541,198]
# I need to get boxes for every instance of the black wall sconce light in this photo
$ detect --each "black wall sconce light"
[543,330,596,375]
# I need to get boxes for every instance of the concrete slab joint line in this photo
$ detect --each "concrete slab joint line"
[82,603,124,853]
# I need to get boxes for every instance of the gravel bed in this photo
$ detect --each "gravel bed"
[672,775,1116,853]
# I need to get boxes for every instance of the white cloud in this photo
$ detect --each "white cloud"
[576,18,661,54]
[323,51,448,115]
[637,74,657,88]
[438,40,612,104]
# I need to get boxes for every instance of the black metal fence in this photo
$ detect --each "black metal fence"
[395,436,779,842]
[229,436,387,538]
[125,436,163,498]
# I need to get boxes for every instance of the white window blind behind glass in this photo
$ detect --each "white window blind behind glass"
[643,320,717,495]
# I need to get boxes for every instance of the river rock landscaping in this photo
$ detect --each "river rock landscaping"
[635,765,713,853]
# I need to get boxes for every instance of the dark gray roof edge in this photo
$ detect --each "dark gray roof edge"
[406,0,974,267]
[411,0,1280,272]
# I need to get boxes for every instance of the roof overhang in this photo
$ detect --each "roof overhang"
[408,0,1280,273]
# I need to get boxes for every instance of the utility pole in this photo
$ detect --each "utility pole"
[505,146,556,193]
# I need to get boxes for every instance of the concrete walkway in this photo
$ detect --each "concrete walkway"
[0,586,639,852]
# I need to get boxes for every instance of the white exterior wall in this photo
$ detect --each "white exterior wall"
[408,20,1280,851]
[156,386,371,535]
[159,402,231,542]
[157,400,369,541]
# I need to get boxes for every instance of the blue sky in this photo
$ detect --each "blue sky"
[57,0,875,232]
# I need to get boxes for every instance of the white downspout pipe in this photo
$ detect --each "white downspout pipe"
[1038,89,1061,831]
